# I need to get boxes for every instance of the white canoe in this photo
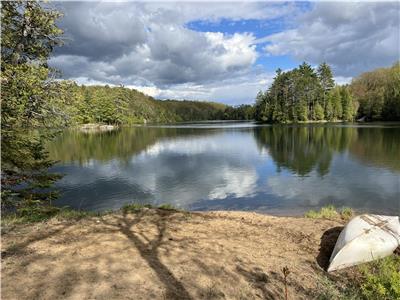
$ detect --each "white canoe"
[328,214,400,272]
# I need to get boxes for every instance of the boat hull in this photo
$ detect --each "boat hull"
[328,214,400,272]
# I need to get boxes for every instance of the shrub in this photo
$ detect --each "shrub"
[158,204,177,210]
[305,205,354,220]
[2,202,97,225]
[122,203,153,213]
[359,255,400,299]
[340,207,354,220]
[305,205,338,219]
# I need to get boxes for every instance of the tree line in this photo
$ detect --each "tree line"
[350,62,400,121]
[254,62,399,123]
[254,62,356,123]
[53,82,229,126]
[47,82,257,126]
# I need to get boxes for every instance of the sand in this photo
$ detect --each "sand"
[1,209,348,299]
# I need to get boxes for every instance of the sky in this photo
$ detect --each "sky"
[50,1,400,105]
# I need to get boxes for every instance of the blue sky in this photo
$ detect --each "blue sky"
[50,1,399,105]
[187,17,299,72]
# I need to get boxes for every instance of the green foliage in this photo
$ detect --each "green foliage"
[158,204,177,210]
[15,201,62,223]
[305,205,338,219]
[296,98,308,121]
[254,62,371,123]
[223,104,255,120]
[315,275,361,300]
[305,205,354,220]
[359,255,400,300]
[318,62,335,94]
[160,99,227,122]
[331,87,343,120]
[1,1,63,65]
[1,201,101,225]
[316,255,399,299]
[1,1,64,210]
[341,86,356,121]
[340,207,354,220]
[325,96,334,121]
[351,62,400,121]
[122,203,153,213]
[314,102,325,120]
[255,62,337,123]
[48,84,228,125]
[121,203,178,213]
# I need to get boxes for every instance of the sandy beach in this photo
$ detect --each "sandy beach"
[0,209,358,299]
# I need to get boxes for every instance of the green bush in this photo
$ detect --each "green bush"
[340,207,354,220]
[305,205,338,219]
[359,255,400,299]
[122,203,153,213]
[16,201,61,222]
[305,205,354,220]
[158,203,177,210]
[316,255,400,299]
[2,201,96,225]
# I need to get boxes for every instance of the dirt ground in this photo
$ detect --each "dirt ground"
[1,209,347,299]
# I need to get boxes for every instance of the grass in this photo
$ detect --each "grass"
[3,201,180,226]
[305,205,354,220]
[121,203,178,213]
[340,207,354,220]
[358,255,400,299]
[1,206,104,226]
[316,255,400,300]
[158,203,177,210]
[121,203,153,213]
[316,275,361,300]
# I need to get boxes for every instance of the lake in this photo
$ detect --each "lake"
[48,122,400,215]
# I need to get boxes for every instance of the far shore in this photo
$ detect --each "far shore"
[79,123,118,132]
[2,209,359,299]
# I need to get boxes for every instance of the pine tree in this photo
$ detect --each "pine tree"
[1,1,63,210]
[314,103,325,121]
[341,86,355,121]
[254,62,339,123]
[317,62,335,111]
[325,95,334,121]
[331,87,343,121]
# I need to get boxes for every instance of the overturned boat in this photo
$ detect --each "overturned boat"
[328,214,400,272]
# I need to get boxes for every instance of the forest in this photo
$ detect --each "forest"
[52,82,229,125]
[47,61,400,127]
[254,62,400,123]
[350,63,400,121]
[54,61,400,126]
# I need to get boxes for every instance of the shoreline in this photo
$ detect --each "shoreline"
[2,208,358,299]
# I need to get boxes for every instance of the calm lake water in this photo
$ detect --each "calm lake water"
[48,122,400,215]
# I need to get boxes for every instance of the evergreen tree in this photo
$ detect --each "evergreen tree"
[325,95,334,121]
[341,86,355,121]
[1,1,63,209]
[255,62,336,123]
[331,87,343,121]
[314,103,325,121]
[317,62,335,112]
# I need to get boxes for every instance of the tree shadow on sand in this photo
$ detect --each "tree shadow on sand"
[99,209,193,300]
